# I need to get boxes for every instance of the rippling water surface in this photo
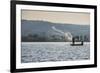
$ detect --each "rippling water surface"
[21,42,90,63]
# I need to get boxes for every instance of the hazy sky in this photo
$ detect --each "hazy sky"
[21,10,90,25]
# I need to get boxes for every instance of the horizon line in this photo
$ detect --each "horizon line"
[21,19,90,25]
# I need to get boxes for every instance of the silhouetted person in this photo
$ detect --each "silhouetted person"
[72,37,75,45]
[81,41,83,45]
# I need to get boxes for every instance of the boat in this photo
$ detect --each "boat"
[70,37,83,46]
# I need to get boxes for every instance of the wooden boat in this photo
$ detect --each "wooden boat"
[70,37,83,46]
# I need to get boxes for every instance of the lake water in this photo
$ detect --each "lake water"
[21,42,90,63]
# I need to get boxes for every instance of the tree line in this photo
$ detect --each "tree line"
[21,33,90,42]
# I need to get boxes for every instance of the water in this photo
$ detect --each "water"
[21,42,90,63]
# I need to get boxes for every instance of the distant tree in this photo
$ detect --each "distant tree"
[84,35,89,42]
[51,35,56,40]
[21,36,28,42]
[27,34,34,41]
[79,35,83,41]
[33,34,38,38]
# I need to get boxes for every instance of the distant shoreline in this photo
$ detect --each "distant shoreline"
[21,42,90,44]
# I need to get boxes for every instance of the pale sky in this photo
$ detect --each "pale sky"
[21,10,90,25]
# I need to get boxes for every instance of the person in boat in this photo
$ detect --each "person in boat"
[71,37,83,46]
